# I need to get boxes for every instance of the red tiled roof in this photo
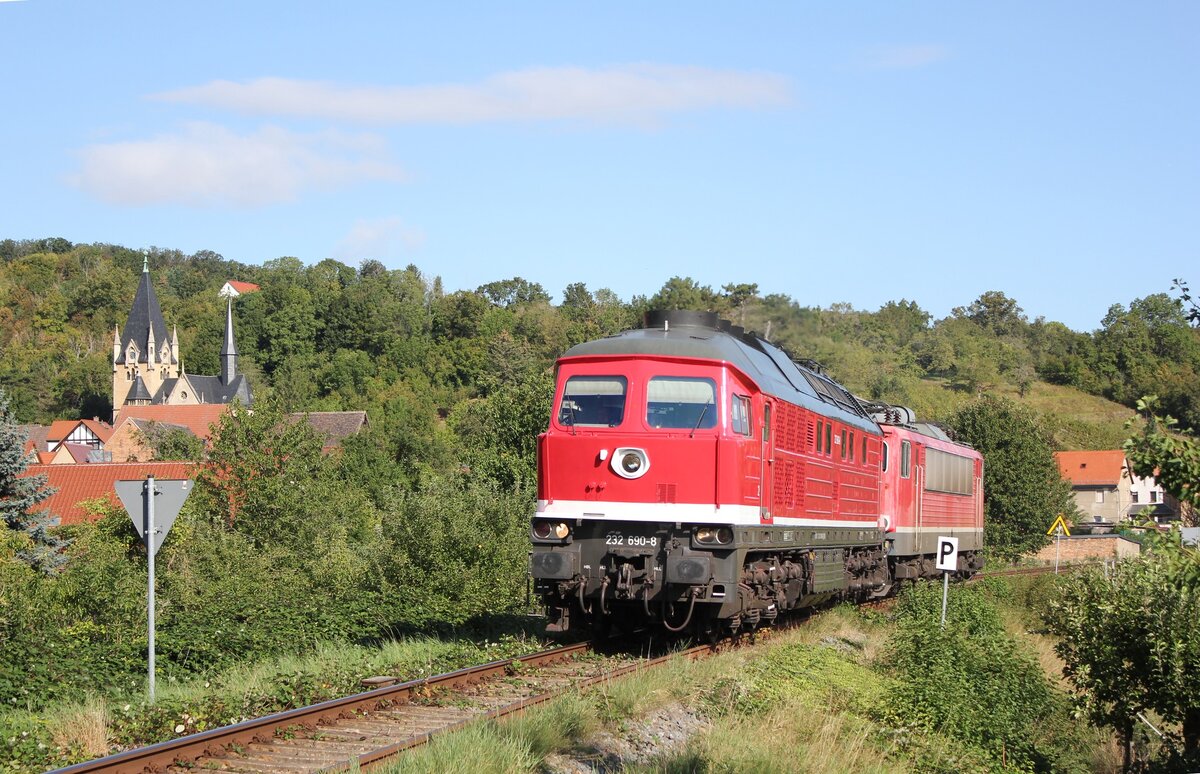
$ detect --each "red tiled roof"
[36,451,55,464]
[79,419,113,442]
[23,462,196,525]
[1055,450,1127,486]
[47,420,80,442]
[226,280,260,293]
[64,443,93,463]
[46,418,113,443]
[115,405,231,441]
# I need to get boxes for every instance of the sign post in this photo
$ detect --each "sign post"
[116,476,192,703]
[935,536,959,628]
[1046,514,1071,574]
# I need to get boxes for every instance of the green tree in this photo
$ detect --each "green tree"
[948,396,1072,559]
[0,388,64,572]
[648,276,718,311]
[1045,530,1200,768]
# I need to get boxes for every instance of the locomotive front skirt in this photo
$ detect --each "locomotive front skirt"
[530,311,984,636]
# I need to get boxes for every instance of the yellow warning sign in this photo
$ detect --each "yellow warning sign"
[1046,514,1071,536]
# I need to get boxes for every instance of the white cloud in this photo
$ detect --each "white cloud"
[861,45,949,70]
[70,122,405,207]
[151,65,791,125]
[333,216,426,262]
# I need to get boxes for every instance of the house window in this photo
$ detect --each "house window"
[1150,491,1158,503]
[1131,491,1139,503]
[1095,491,1105,503]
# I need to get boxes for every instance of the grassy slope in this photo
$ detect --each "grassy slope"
[389,579,1112,773]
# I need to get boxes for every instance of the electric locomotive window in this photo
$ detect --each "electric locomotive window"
[840,429,847,460]
[862,437,868,466]
[731,395,752,436]
[816,421,824,453]
[647,377,717,430]
[849,431,856,462]
[900,440,911,479]
[558,376,627,427]
[882,442,889,472]
[924,448,974,495]
[824,422,832,455]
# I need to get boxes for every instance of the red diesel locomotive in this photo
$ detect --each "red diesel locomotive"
[530,311,984,636]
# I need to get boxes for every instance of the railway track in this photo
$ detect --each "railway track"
[53,638,713,774]
[52,563,1077,774]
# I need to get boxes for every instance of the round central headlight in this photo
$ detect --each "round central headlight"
[532,521,553,539]
[611,447,650,479]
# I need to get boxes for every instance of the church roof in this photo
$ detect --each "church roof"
[116,268,170,365]
[127,373,153,402]
[187,374,252,406]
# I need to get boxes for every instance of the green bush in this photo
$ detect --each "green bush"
[879,581,1081,771]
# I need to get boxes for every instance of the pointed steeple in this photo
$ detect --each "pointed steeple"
[171,326,180,364]
[117,263,169,365]
[112,324,121,365]
[220,297,238,385]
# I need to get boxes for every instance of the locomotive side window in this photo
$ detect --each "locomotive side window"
[647,377,717,430]
[861,436,868,466]
[840,429,848,460]
[824,422,832,455]
[900,440,911,478]
[882,442,889,472]
[731,395,752,436]
[848,431,856,462]
[815,420,824,453]
[559,376,627,427]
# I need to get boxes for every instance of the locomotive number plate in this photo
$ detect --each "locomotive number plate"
[605,532,658,548]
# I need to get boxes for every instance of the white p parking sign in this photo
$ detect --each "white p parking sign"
[935,536,959,572]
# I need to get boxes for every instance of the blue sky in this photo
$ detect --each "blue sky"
[1,2,1196,332]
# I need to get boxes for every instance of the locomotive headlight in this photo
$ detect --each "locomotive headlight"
[695,526,734,545]
[611,447,650,479]
[532,521,571,540]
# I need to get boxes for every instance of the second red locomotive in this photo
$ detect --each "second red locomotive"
[530,310,984,636]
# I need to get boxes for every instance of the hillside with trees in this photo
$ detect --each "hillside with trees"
[3,237,1199,770]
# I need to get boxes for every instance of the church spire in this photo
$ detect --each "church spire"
[220,297,238,385]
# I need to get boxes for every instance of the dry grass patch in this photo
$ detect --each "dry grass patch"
[49,694,109,759]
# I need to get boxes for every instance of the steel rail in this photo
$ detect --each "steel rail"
[347,642,712,772]
[51,642,591,774]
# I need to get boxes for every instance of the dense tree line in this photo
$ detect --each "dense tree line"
[1,236,1195,721]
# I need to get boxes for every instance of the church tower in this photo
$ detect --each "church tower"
[112,257,179,420]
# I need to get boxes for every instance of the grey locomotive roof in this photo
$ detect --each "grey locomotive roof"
[561,311,880,434]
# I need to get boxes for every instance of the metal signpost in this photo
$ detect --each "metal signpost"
[115,476,192,702]
[935,536,959,628]
[1046,514,1071,574]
